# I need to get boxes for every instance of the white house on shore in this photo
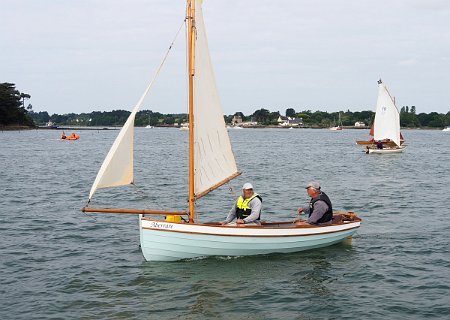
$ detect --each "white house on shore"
[278,116,303,127]
[354,121,366,127]
[231,115,242,125]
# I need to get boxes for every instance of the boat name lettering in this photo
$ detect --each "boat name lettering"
[150,222,174,229]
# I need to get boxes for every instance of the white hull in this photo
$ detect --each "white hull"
[443,127,450,132]
[139,218,360,261]
[329,126,342,131]
[367,146,405,154]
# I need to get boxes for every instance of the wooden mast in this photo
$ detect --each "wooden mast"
[187,0,196,223]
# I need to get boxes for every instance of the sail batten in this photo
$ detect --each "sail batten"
[373,82,401,147]
[195,171,242,200]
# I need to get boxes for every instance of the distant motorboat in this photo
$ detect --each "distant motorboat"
[442,126,450,132]
[45,121,58,129]
[145,125,154,128]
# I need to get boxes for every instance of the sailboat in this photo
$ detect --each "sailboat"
[329,112,343,130]
[357,79,406,154]
[82,0,361,261]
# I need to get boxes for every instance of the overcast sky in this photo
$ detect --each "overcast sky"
[2,0,450,115]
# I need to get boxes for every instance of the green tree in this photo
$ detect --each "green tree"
[285,108,296,118]
[0,83,34,126]
[20,93,31,110]
[252,108,271,124]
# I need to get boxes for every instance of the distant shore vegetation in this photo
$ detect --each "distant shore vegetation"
[1,83,449,129]
[0,83,34,128]
[28,107,450,129]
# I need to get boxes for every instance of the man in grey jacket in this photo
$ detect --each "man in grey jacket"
[221,183,262,226]
[296,181,333,225]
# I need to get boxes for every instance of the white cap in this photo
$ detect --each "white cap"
[305,181,320,190]
[242,183,253,190]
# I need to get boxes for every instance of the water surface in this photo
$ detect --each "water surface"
[1,128,449,319]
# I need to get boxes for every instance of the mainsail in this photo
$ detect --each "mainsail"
[192,0,240,198]
[373,81,401,147]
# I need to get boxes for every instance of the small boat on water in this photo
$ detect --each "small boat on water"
[82,0,361,261]
[329,112,343,131]
[46,121,58,129]
[60,132,79,140]
[357,79,405,154]
[442,126,450,132]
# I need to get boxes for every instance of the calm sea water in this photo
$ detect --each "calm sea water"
[1,127,449,319]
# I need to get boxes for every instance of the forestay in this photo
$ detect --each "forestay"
[373,82,401,147]
[193,0,240,197]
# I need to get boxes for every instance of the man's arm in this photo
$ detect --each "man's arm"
[243,198,262,223]
[307,200,328,224]
[223,203,237,224]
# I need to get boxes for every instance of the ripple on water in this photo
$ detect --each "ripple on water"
[1,129,450,319]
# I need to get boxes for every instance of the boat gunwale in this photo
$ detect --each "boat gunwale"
[141,224,360,238]
[367,146,405,154]
[140,217,360,228]
[140,217,361,238]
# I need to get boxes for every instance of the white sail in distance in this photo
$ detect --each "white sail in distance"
[373,82,401,147]
[193,0,240,197]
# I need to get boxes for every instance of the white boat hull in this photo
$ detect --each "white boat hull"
[139,218,360,261]
[367,146,405,154]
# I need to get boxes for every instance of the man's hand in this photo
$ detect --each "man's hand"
[295,220,308,226]
[236,219,245,224]
[297,207,304,214]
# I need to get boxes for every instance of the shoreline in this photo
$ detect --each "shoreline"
[0,125,36,131]
[1,125,444,131]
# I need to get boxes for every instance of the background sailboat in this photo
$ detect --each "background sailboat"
[357,79,406,154]
[329,112,343,130]
[82,0,361,261]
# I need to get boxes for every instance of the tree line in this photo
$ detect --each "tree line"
[2,83,449,128]
[28,107,450,128]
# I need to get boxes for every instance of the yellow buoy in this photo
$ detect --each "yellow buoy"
[166,215,181,223]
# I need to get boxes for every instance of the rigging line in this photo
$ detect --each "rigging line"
[134,17,186,112]
[228,183,237,200]
[80,207,97,222]
[131,183,155,211]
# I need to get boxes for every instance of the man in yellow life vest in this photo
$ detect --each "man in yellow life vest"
[221,183,262,226]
